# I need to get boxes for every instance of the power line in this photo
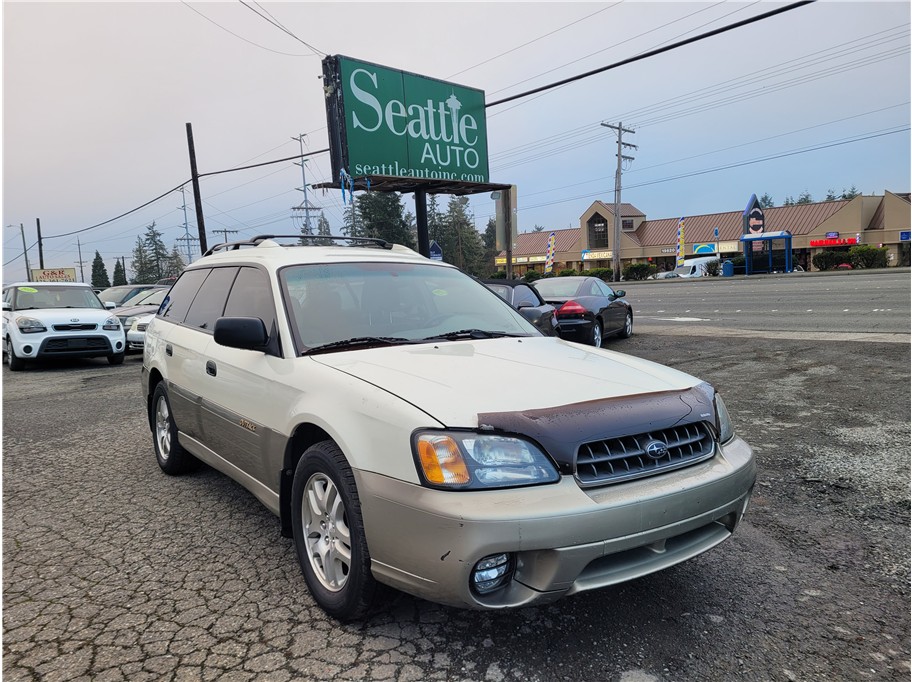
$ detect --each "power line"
[237,0,325,56]
[179,1,311,57]
[446,3,622,80]
[485,1,817,108]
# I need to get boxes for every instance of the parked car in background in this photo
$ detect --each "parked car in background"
[143,235,753,621]
[531,276,633,347]
[98,284,159,307]
[650,271,681,280]
[481,279,558,336]
[2,282,125,370]
[116,288,169,352]
[126,313,154,352]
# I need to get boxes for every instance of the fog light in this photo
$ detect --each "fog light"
[22,345,33,354]
[471,553,513,594]
[115,341,123,350]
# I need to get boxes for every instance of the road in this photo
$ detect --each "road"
[3,272,910,681]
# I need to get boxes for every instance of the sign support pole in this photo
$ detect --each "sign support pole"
[415,188,429,258]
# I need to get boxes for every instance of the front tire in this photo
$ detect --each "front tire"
[151,384,196,474]
[291,440,377,621]
[108,352,125,365]
[589,320,603,347]
[6,338,25,371]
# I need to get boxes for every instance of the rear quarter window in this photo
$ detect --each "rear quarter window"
[160,269,209,322]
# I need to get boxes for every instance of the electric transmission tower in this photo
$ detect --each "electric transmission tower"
[177,185,199,263]
[292,134,320,236]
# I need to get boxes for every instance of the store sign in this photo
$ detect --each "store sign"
[30,268,77,282]
[660,247,676,254]
[527,255,547,263]
[494,257,507,265]
[514,257,528,263]
[900,231,910,241]
[718,241,740,253]
[825,231,839,239]
[323,55,489,183]
[692,243,716,254]
[742,194,765,236]
[582,250,612,260]
[810,238,858,247]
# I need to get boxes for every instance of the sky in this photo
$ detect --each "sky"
[2,0,909,282]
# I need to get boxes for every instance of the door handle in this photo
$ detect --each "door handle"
[165,344,173,356]
[206,360,217,376]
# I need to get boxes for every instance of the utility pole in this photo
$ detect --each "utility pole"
[211,228,238,245]
[18,223,32,277]
[601,122,636,282]
[186,123,208,254]
[36,218,45,268]
[76,236,87,283]
[292,134,320,236]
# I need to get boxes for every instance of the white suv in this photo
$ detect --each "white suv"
[3,282,125,370]
[141,235,755,621]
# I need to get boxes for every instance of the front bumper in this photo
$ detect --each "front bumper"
[126,329,145,350]
[10,332,124,360]
[357,436,755,609]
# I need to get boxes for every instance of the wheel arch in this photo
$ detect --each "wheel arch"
[146,368,164,432]
[279,422,335,538]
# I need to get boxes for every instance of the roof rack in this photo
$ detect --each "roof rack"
[202,234,392,257]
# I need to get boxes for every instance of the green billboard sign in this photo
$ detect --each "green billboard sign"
[323,55,490,185]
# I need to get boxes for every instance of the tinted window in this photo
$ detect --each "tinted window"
[595,280,615,298]
[512,285,540,307]
[224,267,276,333]
[183,268,239,331]
[160,269,209,322]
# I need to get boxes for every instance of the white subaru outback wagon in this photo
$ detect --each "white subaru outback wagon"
[141,235,755,621]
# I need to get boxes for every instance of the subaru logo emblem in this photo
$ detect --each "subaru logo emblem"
[645,440,669,460]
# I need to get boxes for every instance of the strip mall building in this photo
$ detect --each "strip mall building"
[497,191,911,274]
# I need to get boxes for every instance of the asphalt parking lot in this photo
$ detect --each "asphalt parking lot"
[3,272,910,681]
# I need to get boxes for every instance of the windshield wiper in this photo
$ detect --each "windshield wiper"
[420,329,526,341]
[303,336,413,355]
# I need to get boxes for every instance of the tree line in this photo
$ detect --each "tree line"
[758,185,860,208]
[91,222,185,288]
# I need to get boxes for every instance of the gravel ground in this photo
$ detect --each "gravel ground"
[2,322,909,681]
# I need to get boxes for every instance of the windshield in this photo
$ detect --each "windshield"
[12,285,103,310]
[98,286,143,304]
[122,288,167,307]
[281,262,537,352]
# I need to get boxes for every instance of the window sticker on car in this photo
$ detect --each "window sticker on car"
[432,289,448,296]
[17,287,38,293]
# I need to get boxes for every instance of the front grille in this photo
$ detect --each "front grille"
[43,337,109,352]
[576,422,715,487]
[52,324,97,331]
[136,323,148,332]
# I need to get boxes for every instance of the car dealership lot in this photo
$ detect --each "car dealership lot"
[3,273,909,681]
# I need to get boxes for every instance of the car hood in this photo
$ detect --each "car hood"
[116,303,160,318]
[9,307,113,323]
[311,336,700,427]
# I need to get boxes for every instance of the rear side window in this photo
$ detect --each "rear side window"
[512,285,540,307]
[160,269,209,322]
[224,267,276,333]
[183,268,239,331]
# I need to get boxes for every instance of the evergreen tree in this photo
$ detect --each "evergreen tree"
[341,202,360,237]
[441,196,485,276]
[532,224,545,232]
[796,190,813,205]
[841,185,860,200]
[357,192,416,249]
[316,211,333,245]
[144,222,170,281]
[825,189,838,201]
[91,251,111,288]
[112,259,127,286]
[482,217,498,277]
[163,246,185,278]
[758,193,775,208]
[782,195,796,207]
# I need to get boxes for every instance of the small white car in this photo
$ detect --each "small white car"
[3,282,126,370]
[126,313,154,351]
[142,235,755,621]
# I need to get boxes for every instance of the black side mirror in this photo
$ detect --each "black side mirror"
[614,290,626,298]
[516,301,534,309]
[214,317,268,351]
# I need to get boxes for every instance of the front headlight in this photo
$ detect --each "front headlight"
[103,316,122,331]
[16,316,46,333]
[714,393,735,443]
[413,431,560,490]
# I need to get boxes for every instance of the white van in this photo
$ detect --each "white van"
[673,256,720,278]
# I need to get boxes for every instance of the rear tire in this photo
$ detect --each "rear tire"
[6,338,25,371]
[589,320,603,347]
[108,352,125,365]
[291,440,377,621]
[151,384,196,474]
[618,311,633,339]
